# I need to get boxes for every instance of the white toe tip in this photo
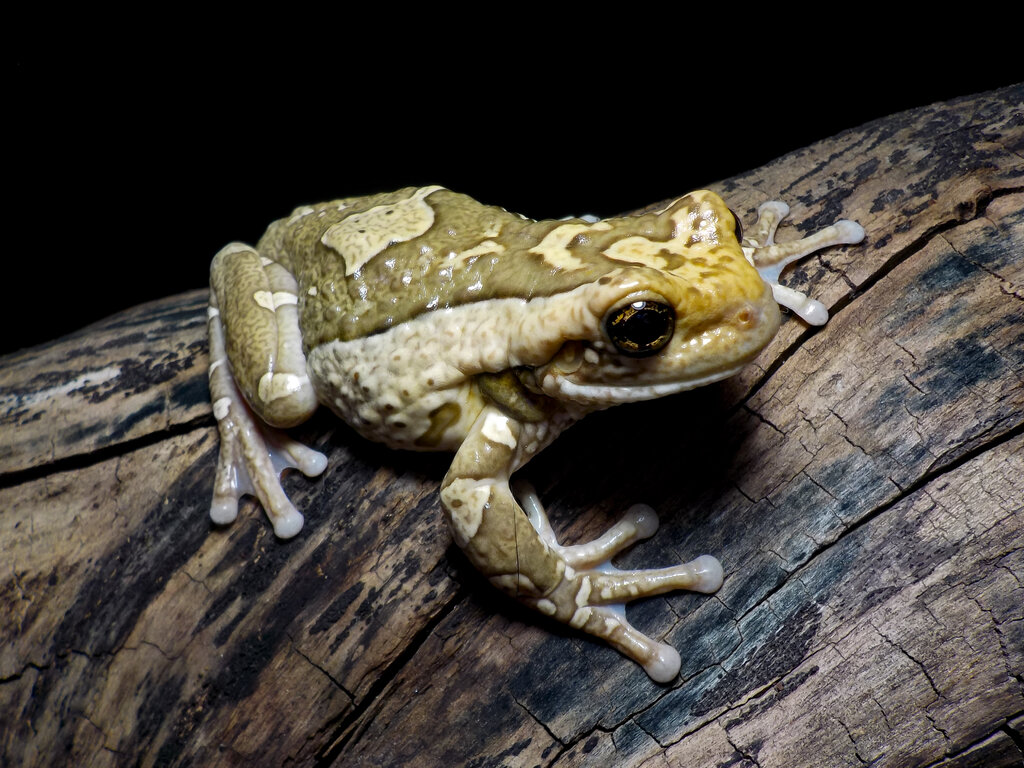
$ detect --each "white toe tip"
[759,200,790,218]
[836,220,866,244]
[800,298,829,326]
[626,504,660,539]
[302,451,329,477]
[691,555,724,593]
[273,510,305,539]
[210,500,238,526]
[645,643,681,683]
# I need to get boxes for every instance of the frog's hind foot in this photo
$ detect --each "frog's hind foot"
[207,297,327,539]
[514,482,723,682]
[742,201,865,326]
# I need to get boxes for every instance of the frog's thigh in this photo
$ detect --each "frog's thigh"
[210,243,317,426]
[440,409,564,591]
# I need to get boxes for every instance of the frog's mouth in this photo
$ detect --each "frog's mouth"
[538,360,748,406]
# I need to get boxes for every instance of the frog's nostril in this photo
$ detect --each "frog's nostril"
[734,301,768,330]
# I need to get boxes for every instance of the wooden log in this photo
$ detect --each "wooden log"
[2,85,1022,767]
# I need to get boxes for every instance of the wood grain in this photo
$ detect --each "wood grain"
[2,85,1022,767]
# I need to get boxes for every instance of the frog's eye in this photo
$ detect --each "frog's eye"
[728,208,743,243]
[603,298,675,357]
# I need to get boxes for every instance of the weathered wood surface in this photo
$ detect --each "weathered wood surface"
[2,86,1023,767]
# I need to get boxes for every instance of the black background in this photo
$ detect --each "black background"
[9,24,1021,355]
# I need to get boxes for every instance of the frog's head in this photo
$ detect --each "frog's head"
[529,192,782,406]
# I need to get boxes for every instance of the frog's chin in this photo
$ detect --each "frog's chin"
[542,364,744,406]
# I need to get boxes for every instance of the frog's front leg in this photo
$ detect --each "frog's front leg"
[441,406,722,682]
[207,243,327,538]
[742,201,865,325]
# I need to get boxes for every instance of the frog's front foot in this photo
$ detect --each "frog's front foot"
[743,201,865,325]
[208,369,327,538]
[515,483,723,682]
[207,297,327,539]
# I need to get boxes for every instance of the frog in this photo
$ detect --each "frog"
[206,185,864,682]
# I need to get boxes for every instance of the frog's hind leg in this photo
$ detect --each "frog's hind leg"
[742,201,865,326]
[207,243,327,538]
[441,407,721,682]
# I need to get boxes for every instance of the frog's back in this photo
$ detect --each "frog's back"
[258,187,622,349]
[256,186,744,352]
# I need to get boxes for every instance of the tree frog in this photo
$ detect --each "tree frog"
[207,186,863,682]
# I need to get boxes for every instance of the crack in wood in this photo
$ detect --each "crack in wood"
[834,715,871,766]
[311,588,466,766]
[0,412,216,490]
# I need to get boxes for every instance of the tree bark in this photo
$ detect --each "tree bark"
[2,85,1022,768]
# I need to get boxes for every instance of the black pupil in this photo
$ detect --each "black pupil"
[606,300,674,356]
